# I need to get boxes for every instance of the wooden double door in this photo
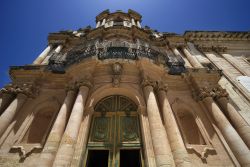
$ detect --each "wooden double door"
[84,95,144,167]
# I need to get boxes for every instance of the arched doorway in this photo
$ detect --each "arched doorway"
[84,95,144,167]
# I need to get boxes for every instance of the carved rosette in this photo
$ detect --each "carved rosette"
[0,83,39,98]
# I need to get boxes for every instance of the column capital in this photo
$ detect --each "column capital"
[213,86,229,99]
[0,83,39,98]
[156,81,168,93]
[76,78,93,89]
[141,76,156,88]
[198,86,229,101]
[65,83,77,92]
[198,87,216,100]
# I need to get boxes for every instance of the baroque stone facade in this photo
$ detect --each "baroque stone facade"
[0,9,250,167]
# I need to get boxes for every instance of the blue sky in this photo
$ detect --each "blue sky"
[1,0,250,87]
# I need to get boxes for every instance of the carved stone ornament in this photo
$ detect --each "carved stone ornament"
[112,75,121,87]
[111,62,123,87]
[65,83,77,92]
[198,87,215,100]
[112,62,123,75]
[76,78,93,89]
[141,76,156,88]
[0,83,39,98]
[156,81,168,92]
[212,87,229,99]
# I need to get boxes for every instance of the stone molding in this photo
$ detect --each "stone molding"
[0,83,39,98]
[196,45,227,53]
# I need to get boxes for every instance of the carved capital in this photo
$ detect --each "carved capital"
[156,81,168,93]
[141,76,156,88]
[65,83,77,92]
[0,83,39,98]
[198,87,215,100]
[212,86,229,99]
[76,79,93,89]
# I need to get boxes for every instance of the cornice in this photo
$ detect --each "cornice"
[184,31,250,41]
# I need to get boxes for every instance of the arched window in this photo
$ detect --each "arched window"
[176,110,205,145]
[21,108,54,144]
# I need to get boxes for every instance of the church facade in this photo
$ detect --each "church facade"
[0,9,250,167]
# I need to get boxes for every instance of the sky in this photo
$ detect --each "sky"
[0,0,250,88]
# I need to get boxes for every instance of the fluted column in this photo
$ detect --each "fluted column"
[39,87,76,167]
[41,45,63,65]
[52,80,91,167]
[142,78,175,167]
[200,88,250,167]
[157,83,191,167]
[33,45,53,65]
[182,47,203,68]
[0,93,14,115]
[213,87,250,148]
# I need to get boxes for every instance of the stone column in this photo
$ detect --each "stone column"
[200,88,250,167]
[182,47,203,68]
[139,106,157,167]
[33,45,53,65]
[70,108,93,167]
[52,81,91,167]
[220,53,250,76]
[131,18,136,26]
[96,21,101,28]
[214,87,250,148]
[0,83,36,137]
[41,45,63,65]
[172,48,192,68]
[0,93,27,137]
[0,93,14,115]
[38,87,76,167]
[137,21,142,28]
[157,83,191,167]
[101,19,106,26]
[142,78,175,167]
